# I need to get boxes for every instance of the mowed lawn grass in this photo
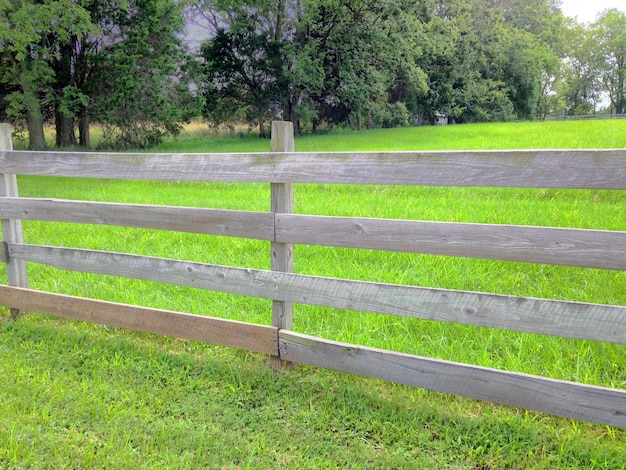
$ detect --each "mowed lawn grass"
[1,120,626,468]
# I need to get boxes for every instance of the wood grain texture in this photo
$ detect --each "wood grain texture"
[0,124,12,151]
[0,124,28,289]
[270,121,295,338]
[276,214,626,270]
[0,284,278,354]
[279,331,626,428]
[2,149,625,188]
[5,199,625,270]
[8,244,276,298]
[0,197,274,240]
[9,243,626,343]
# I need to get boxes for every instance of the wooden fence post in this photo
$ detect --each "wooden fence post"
[269,121,294,370]
[0,124,28,318]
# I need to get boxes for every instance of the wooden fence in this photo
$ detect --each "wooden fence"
[1,121,625,428]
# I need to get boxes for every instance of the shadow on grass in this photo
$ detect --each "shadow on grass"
[1,312,624,469]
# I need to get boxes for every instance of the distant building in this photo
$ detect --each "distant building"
[434,113,448,125]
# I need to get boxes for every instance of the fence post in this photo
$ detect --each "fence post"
[0,124,28,318]
[269,121,294,370]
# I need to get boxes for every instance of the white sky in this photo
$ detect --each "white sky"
[559,0,626,23]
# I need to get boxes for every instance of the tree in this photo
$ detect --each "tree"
[1,0,192,149]
[87,0,193,149]
[0,0,95,148]
[591,9,626,114]
[190,0,293,136]
[187,0,573,130]
[200,17,289,137]
[192,0,428,133]
[558,24,602,115]
[412,0,512,123]
[414,0,564,122]
[293,0,426,130]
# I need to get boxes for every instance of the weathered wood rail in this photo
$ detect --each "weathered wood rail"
[1,122,625,428]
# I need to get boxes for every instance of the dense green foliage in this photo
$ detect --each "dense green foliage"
[192,0,562,132]
[191,0,626,135]
[557,9,626,116]
[1,120,625,467]
[86,0,195,150]
[1,1,626,145]
[0,0,193,149]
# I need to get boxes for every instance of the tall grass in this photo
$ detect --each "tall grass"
[2,120,625,468]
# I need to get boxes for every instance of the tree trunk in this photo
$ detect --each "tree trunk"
[78,107,91,148]
[25,106,46,150]
[20,76,46,149]
[258,115,266,138]
[284,97,298,134]
[615,69,626,114]
[55,110,77,148]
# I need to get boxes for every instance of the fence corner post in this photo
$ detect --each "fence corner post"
[269,121,294,370]
[0,123,29,319]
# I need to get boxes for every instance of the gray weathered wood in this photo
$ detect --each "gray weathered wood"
[0,124,28,318]
[9,244,273,298]
[278,331,626,428]
[276,214,626,270]
[0,197,274,240]
[2,149,625,188]
[0,284,278,354]
[3,130,626,426]
[270,121,295,329]
[270,121,295,369]
[4,198,625,270]
[9,243,626,343]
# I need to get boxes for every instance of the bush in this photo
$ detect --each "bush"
[382,102,410,128]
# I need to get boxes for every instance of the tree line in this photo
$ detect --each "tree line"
[1,0,625,149]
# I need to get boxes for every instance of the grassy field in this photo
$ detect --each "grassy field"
[153,119,626,152]
[1,120,626,468]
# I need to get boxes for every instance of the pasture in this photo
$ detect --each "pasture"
[1,120,625,468]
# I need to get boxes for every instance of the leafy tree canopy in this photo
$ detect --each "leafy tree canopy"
[191,0,570,133]
[1,0,194,149]
[2,0,625,146]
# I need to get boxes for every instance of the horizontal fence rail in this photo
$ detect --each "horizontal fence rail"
[0,285,278,355]
[279,331,626,428]
[1,122,625,428]
[0,197,275,241]
[2,197,626,270]
[276,214,626,270]
[5,243,626,344]
[2,148,626,187]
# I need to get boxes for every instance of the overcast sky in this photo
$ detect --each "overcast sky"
[559,0,626,23]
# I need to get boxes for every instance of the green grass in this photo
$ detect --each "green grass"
[2,120,626,468]
[153,119,626,152]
